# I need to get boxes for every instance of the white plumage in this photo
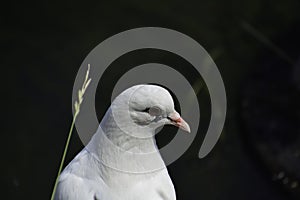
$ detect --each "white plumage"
[55,84,190,200]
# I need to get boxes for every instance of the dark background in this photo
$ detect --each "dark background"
[2,0,300,199]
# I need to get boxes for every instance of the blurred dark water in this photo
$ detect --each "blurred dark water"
[2,0,300,199]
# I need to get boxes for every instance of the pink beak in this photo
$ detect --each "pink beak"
[168,111,191,133]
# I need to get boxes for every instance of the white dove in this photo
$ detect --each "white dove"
[54,84,190,200]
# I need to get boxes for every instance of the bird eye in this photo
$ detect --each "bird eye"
[139,106,162,116]
[141,108,150,113]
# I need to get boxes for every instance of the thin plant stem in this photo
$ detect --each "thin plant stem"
[50,113,78,200]
[50,64,91,200]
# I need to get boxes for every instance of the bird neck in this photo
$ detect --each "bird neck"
[86,109,166,174]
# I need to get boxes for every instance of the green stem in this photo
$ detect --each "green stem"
[50,112,78,200]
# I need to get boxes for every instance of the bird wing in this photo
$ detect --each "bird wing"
[54,149,107,200]
[54,173,101,200]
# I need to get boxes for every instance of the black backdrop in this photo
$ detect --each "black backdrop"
[2,0,300,199]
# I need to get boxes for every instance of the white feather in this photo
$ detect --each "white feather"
[55,85,177,200]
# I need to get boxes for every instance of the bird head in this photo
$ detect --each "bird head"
[108,84,190,138]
